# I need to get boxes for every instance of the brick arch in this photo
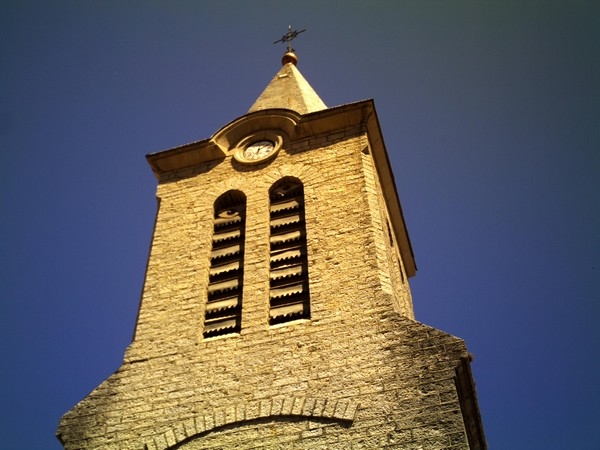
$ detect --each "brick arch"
[264,162,323,186]
[143,396,358,450]
[201,175,248,203]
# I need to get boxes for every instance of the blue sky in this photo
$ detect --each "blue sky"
[1,1,599,449]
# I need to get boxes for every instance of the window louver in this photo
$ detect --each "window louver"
[204,192,246,338]
[269,180,310,325]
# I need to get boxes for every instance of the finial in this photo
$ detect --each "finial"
[274,25,305,65]
[281,52,298,66]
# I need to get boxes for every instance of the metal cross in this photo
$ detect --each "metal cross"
[273,25,306,52]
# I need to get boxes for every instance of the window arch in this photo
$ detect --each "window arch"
[268,178,310,325]
[203,190,246,338]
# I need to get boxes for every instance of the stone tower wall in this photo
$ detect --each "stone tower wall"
[126,127,412,360]
[58,109,483,449]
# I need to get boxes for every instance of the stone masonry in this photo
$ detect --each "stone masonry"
[57,56,485,449]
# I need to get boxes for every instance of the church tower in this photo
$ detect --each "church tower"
[58,48,485,449]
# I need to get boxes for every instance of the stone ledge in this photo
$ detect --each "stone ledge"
[143,396,359,450]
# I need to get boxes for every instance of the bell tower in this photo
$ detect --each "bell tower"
[58,48,485,449]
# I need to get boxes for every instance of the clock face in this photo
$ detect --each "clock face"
[243,140,275,161]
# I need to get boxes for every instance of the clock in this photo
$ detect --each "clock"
[233,133,283,165]
[243,140,275,161]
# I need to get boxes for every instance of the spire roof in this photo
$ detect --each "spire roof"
[248,53,327,115]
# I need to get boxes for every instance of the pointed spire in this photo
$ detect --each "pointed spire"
[248,52,327,115]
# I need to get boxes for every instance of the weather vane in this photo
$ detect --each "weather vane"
[273,25,306,53]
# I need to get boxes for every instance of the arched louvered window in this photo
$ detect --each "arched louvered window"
[269,178,310,325]
[204,191,246,338]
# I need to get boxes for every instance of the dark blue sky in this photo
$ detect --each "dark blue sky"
[1,2,599,449]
